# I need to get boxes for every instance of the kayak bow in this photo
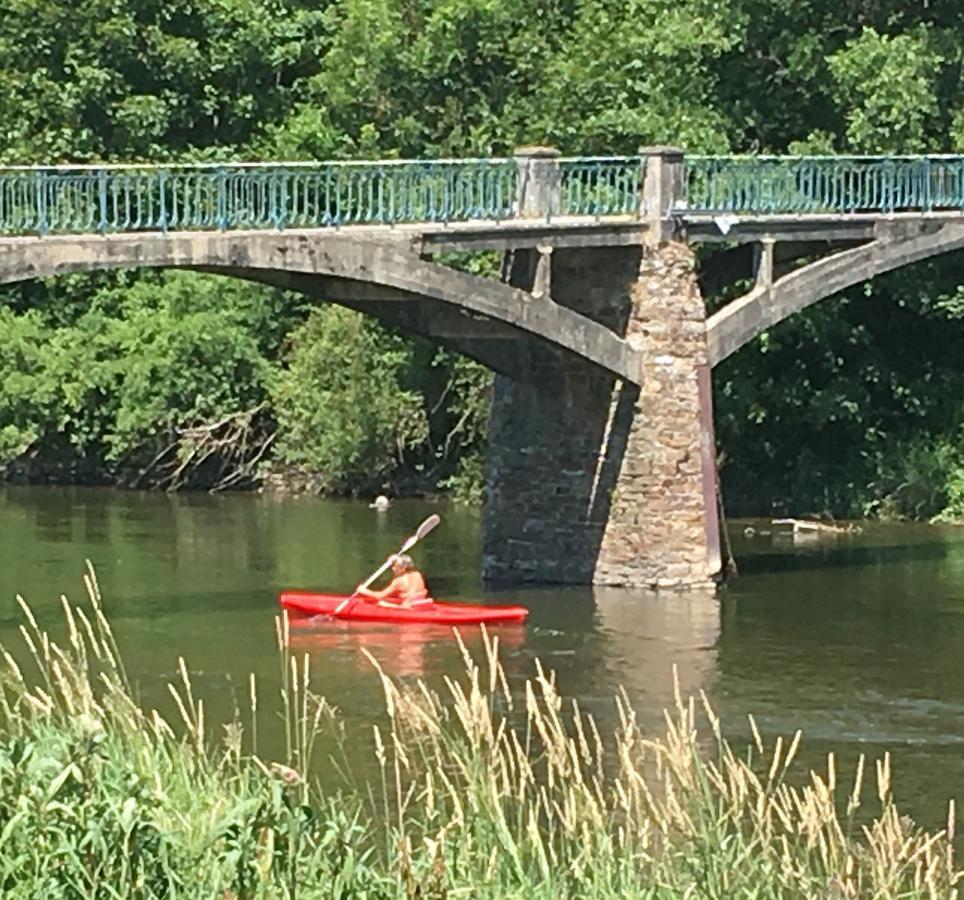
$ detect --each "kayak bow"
[279,590,528,624]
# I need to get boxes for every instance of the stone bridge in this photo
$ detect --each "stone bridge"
[3,149,964,587]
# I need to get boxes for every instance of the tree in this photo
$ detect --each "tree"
[0,0,328,161]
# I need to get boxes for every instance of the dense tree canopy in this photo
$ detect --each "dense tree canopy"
[1,0,964,515]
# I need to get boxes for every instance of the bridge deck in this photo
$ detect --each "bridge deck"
[2,210,962,252]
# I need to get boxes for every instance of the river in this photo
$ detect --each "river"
[1,484,961,834]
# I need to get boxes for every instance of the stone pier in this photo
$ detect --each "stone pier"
[482,148,722,587]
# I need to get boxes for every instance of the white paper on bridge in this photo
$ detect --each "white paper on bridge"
[714,214,740,235]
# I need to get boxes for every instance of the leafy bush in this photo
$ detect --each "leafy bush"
[0,273,285,488]
[271,307,429,495]
[716,260,964,520]
[0,269,492,497]
[427,352,491,505]
[861,437,959,521]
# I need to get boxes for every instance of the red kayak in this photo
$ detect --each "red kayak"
[279,590,528,624]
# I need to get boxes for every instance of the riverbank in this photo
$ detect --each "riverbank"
[0,288,490,503]
[0,568,957,898]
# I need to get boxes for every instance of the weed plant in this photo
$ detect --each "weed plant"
[0,565,958,898]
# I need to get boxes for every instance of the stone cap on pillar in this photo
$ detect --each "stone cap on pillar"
[514,146,560,219]
[638,145,685,162]
[513,145,561,160]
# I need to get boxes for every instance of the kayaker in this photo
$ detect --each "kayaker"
[354,554,433,609]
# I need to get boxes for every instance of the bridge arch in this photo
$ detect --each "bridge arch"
[706,222,964,366]
[0,230,643,384]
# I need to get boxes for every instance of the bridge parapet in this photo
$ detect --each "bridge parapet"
[0,155,644,237]
[3,152,963,238]
[685,155,964,215]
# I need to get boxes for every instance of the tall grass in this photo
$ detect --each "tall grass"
[0,566,959,898]
[0,566,382,899]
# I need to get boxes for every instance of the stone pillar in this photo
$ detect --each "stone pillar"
[593,241,722,585]
[639,146,686,244]
[514,146,560,220]
[482,240,722,588]
[482,252,636,584]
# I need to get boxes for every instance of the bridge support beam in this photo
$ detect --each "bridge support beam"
[482,240,722,587]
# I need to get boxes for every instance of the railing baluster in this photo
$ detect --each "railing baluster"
[35,170,47,236]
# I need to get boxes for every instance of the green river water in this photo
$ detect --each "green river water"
[1,485,962,835]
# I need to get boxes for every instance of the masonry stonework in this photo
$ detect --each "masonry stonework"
[482,241,722,587]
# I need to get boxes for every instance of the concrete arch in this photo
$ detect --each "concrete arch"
[706,222,964,365]
[215,267,537,382]
[0,229,642,384]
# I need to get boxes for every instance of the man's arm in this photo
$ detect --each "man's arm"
[355,580,399,601]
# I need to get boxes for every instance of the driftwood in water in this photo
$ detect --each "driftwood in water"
[771,518,861,535]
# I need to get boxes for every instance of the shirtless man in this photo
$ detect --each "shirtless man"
[354,554,432,608]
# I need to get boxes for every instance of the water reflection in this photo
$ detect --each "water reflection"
[485,583,722,738]
[592,585,719,693]
[286,617,528,680]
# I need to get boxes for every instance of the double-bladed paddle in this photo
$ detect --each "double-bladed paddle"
[334,513,441,616]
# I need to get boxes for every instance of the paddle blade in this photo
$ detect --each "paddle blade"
[400,514,441,553]
[415,514,441,542]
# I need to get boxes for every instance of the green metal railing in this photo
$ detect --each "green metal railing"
[2,155,963,237]
[0,158,644,236]
[558,157,643,217]
[685,156,964,214]
[0,161,520,235]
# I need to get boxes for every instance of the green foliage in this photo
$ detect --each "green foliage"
[0,310,57,467]
[936,463,964,523]
[0,267,488,495]
[861,437,958,521]
[827,28,942,153]
[271,308,430,494]
[84,276,279,461]
[428,350,491,491]
[0,273,287,486]
[0,0,329,161]
[270,0,573,157]
[715,256,964,518]
[533,0,741,152]
[438,450,486,506]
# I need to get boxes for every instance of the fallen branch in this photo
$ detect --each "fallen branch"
[123,404,275,492]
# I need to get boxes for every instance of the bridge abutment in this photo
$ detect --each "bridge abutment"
[482,239,722,587]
